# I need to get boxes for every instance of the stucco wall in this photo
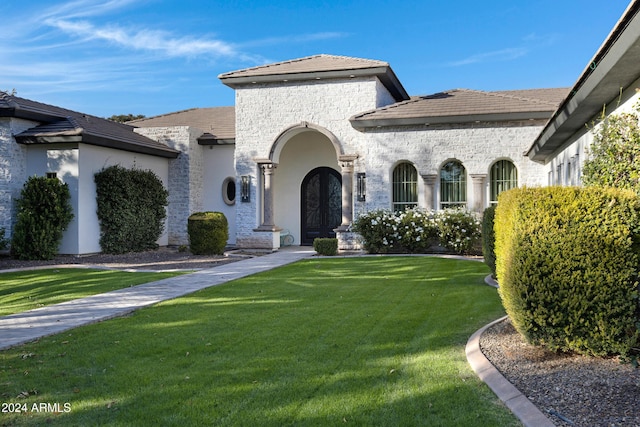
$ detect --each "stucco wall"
[26,143,169,254]
[202,144,236,245]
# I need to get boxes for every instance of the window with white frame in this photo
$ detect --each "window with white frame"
[489,160,518,204]
[392,162,418,212]
[440,160,466,209]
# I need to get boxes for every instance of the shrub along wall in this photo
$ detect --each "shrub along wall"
[352,208,480,255]
[187,212,228,255]
[495,186,640,357]
[95,165,168,254]
[11,176,74,260]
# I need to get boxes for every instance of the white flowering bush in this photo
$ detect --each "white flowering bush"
[353,207,481,255]
[434,208,482,254]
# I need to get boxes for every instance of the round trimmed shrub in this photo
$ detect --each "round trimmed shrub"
[495,186,640,357]
[188,212,228,255]
[313,238,338,256]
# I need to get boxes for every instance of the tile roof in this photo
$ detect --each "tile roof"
[219,54,390,79]
[129,107,235,143]
[219,54,409,101]
[350,88,570,129]
[1,92,179,158]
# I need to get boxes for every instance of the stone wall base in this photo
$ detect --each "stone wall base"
[336,231,362,251]
[236,230,281,250]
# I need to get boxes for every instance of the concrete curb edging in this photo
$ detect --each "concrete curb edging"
[466,316,555,427]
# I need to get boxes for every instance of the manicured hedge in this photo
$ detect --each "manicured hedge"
[313,238,338,256]
[188,212,228,255]
[95,165,168,254]
[11,176,74,260]
[495,186,640,357]
[481,205,497,278]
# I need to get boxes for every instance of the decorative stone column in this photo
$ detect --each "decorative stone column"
[252,161,281,250]
[335,155,358,231]
[471,174,487,213]
[255,161,280,231]
[335,154,360,251]
[421,174,438,211]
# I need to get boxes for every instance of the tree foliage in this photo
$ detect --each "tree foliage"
[107,114,146,123]
[583,103,640,194]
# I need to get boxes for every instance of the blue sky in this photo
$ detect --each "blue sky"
[0,0,632,118]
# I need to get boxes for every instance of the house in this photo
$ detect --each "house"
[1,0,638,255]
[133,58,566,250]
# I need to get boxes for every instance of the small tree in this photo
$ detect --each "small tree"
[11,176,74,260]
[583,102,640,194]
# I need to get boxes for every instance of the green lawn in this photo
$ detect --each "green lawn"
[0,257,518,426]
[0,268,186,316]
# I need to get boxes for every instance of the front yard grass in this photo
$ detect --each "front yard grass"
[0,257,518,426]
[0,269,186,316]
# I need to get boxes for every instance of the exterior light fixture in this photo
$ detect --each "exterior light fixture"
[241,175,251,202]
[357,173,366,202]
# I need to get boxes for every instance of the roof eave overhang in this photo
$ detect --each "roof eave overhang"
[16,134,180,159]
[198,137,235,146]
[527,1,640,164]
[220,66,410,102]
[0,107,63,123]
[350,111,553,130]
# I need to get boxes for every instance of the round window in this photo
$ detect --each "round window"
[222,177,236,206]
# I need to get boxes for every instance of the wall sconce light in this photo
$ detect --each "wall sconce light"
[240,175,251,202]
[357,173,366,202]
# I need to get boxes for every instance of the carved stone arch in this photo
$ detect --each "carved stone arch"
[268,122,344,163]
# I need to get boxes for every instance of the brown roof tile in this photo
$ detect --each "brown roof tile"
[219,54,390,79]
[219,54,409,101]
[1,92,179,158]
[130,107,235,142]
[350,88,570,129]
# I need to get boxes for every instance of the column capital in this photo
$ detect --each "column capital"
[470,174,487,183]
[421,174,438,185]
[338,154,359,163]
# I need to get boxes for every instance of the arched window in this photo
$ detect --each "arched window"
[440,160,466,209]
[489,160,517,204]
[392,162,418,212]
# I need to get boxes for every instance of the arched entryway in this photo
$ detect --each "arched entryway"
[301,167,342,245]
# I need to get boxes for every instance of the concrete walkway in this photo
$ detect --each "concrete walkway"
[0,247,315,350]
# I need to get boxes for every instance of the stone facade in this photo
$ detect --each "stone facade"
[0,118,32,239]
[135,126,204,246]
[230,74,550,249]
[234,77,387,248]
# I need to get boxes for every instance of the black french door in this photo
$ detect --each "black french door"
[301,167,342,245]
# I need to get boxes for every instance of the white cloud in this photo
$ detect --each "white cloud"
[447,47,528,67]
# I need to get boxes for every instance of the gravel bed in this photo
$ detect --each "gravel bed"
[480,318,640,427]
[0,247,245,271]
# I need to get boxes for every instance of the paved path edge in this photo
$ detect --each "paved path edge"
[466,316,555,427]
